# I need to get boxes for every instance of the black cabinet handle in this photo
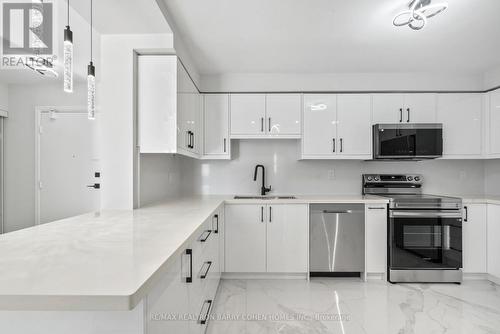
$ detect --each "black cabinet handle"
[368,207,385,210]
[191,132,195,149]
[268,117,271,132]
[200,261,212,279]
[199,230,212,242]
[340,138,343,153]
[464,206,468,222]
[399,108,403,123]
[186,131,190,148]
[260,117,264,132]
[261,206,264,222]
[407,108,410,122]
[223,138,227,153]
[198,300,213,325]
[333,138,336,152]
[213,214,219,233]
[269,206,272,222]
[185,249,193,283]
[87,183,100,189]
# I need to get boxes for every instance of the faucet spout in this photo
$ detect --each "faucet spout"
[253,164,272,196]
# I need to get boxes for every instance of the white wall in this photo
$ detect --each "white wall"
[187,140,486,196]
[485,159,500,197]
[99,34,173,210]
[484,66,500,90]
[4,83,88,232]
[200,72,485,93]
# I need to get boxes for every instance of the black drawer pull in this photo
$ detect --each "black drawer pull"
[185,249,193,283]
[368,207,385,210]
[200,261,212,279]
[464,206,468,222]
[199,300,213,325]
[213,214,219,234]
[199,230,212,242]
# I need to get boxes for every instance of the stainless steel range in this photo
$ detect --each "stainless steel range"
[362,174,463,283]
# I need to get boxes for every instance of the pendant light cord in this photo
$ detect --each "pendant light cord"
[67,0,69,26]
[90,0,93,62]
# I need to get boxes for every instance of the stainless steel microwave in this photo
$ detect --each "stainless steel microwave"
[372,123,443,160]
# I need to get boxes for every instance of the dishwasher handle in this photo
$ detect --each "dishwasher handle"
[322,210,353,214]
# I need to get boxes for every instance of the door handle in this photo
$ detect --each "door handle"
[260,117,264,132]
[186,130,190,148]
[368,207,385,210]
[261,206,264,222]
[399,108,403,123]
[185,249,193,283]
[213,214,219,233]
[87,183,100,189]
[268,117,271,132]
[333,138,336,153]
[322,210,353,214]
[340,138,343,153]
[464,206,468,222]
[223,138,227,153]
[198,300,213,325]
[407,108,410,122]
[191,132,195,149]
[269,206,272,223]
[199,261,212,279]
[199,230,212,242]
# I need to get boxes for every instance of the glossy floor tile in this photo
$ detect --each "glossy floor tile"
[206,279,500,334]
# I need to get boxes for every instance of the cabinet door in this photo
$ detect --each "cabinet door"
[230,94,266,136]
[372,94,405,123]
[189,92,202,154]
[404,93,437,123]
[0,83,8,113]
[266,204,308,273]
[138,55,177,153]
[266,94,301,136]
[489,90,500,155]
[487,204,500,279]
[365,205,387,274]
[336,94,372,156]
[462,204,487,273]
[225,204,266,272]
[177,61,192,152]
[302,94,337,156]
[437,94,483,157]
[204,94,229,156]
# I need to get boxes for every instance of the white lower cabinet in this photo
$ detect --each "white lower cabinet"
[462,203,487,273]
[225,204,308,273]
[365,205,387,275]
[487,204,500,280]
[146,208,222,334]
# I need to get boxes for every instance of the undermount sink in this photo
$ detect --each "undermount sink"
[233,196,296,200]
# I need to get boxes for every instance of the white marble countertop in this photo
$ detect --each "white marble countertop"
[0,194,391,312]
[440,195,500,205]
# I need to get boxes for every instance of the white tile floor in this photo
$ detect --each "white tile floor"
[206,279,500,334]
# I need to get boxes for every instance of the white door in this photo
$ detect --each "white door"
[437,94,483,157]
[38,110,100,224]
[266,204,308,273]
[203,94,229,156]
[404,94,437,123]
[365,205,387,274]
[462,204,487,273]
[266,94,301,136]
[336,94,372,156]
[230,94,266,136]
[302,94,337,156]
[225,204,266,272]
[489,90,500,155]
[372,94,405,123]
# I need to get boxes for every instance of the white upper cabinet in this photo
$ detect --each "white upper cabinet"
[265,94,301,136]
[203,94,230,159]
[437,93,483,158]
[462,203,487,274]
[302,94,337,156]
[488,89,500,156]
[138,55,201,158]
[372,94,405,123]
[487,204,500,281]
[372,94,436,123]
[230,94,266,136]
[336,94,372,157]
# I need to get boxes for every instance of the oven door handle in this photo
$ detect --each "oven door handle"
[390,210,462,218]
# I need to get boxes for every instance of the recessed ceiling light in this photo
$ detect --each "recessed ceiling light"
[393,0,448,30]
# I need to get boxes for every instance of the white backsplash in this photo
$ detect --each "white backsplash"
[183,140,488,196]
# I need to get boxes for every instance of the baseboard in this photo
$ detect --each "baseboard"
[488,274,500,285]
[222,272,308,280]
[366,272,386,280]
[463,273,488,281]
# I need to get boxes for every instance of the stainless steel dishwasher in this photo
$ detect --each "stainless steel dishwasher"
[309,204,365,277]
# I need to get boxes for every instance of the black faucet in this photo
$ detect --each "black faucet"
[253,165,272,196]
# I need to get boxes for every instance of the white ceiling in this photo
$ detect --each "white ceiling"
[159,0,500,76]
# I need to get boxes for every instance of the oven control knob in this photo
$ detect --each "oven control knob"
[407,176,413,181]
[374,177,379,181]
[414,176,421,182]
[367,176,373,181]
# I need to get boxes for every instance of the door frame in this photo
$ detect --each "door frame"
[34,106,88,225]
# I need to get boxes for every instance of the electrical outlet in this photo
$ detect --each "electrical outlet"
[328,169,335,180]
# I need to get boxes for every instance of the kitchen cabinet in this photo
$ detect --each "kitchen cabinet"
[225,204,267,272]
[462,203,487,273]
[230,94,301,138]
[488,89,500,156]
[225,204,308,273]
[302,94,371,159]
[266,204,308,273]
[138,55,201,158]
[266,94,301,136]
[0,83,8,117]
[203,94,230,159]
[230,94,266,137]
[487,204,500,281]
[437,94,483,158]
[365,205,387,275]
[372,93,436,123]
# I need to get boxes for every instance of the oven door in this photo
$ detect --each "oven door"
[373,124,443,159]
[389,210,462,270]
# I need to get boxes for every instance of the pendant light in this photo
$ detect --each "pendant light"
[393,0,448,30]
[63,0,73,92]
[87,0,96,120]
